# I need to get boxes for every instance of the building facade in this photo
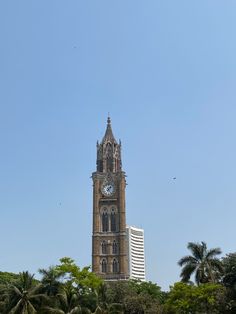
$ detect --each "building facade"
[126,226,146,281]
[92,117,129,280]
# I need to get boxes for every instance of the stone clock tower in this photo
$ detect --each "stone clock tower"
[92,117,129,280]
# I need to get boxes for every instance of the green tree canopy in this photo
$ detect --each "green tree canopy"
[55,257,102,292]
[164,282,227,314]
[222,253,236,291]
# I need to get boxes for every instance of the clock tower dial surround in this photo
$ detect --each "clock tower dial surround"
[92,117,129,280]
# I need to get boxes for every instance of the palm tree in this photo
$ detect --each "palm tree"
[2,271,47,314]
[178,241,223,285]
[39,266,62,297]
[43,284,82,314]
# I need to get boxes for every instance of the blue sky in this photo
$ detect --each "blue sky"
[0,1,236,290]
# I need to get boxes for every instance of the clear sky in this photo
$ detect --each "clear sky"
[0,1,236,290]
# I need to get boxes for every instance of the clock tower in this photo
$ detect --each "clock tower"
[92,117,129,280]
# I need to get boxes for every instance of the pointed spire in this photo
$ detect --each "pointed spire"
[102,116,117,143]
[96,116,122,172]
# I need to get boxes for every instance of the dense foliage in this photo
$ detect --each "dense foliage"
[1,243,236,313]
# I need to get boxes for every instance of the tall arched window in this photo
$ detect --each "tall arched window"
[110,209,116,232]
[106,143,113,172]
[112,259,118,273]
[112,240,118,254]
[102,210,109,232]
[101,259,107,273]
[101,241,107,254]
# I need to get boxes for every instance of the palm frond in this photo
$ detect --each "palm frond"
[178,255,197,267]
[93,306,103,314]
[57,291,68,309]
[187,242,206,260]
[9,298,23,314]
[29,283,44,295]
[180,263,196,282]
[42,306,65,314]
[19,271,35,290]
[69,306,82,314]
[27,301,37,314]
[12,285,23,297]
[206,247,222,259]
[28,292,49,302]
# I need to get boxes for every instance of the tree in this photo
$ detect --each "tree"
[164,282,227,314]
[222,253,236,312]
[55,257,102,292]
[102,280,163,314]
[105,281,130,305]
[222,253,236,291]
[178,242,223,285]
[96,283,124,314]
[39,266,62,297]
[53,257,102,313]
[128,279,165,303]
[42,284,82,314]
[1,271,47,314]
[124,293,162,314]
[0,272,21,312]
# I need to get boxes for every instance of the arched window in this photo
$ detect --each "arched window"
[101,241,107,254]
[102,210,109,232]
[110,209,116,232]
[106,143,113,172]
[112,240,118,254]
[107,158,113,172]
[101,259,107,273]
[112,259,118,273]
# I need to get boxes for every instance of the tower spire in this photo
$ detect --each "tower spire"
[96,117,122,173]
[102,115,117,144]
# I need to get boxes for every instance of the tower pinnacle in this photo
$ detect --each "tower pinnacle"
[96,117,122,172]
[102,116,116,144]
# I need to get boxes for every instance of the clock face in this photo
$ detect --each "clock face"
[102,183,115,196]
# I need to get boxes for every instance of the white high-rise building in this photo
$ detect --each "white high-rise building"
[126,225,146,281]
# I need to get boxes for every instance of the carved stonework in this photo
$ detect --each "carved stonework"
[92,117,129,280]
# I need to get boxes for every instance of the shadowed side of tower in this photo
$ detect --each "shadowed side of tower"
[92,117,129,280]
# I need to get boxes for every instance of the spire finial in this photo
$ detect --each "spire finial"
[107,113,111,125]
